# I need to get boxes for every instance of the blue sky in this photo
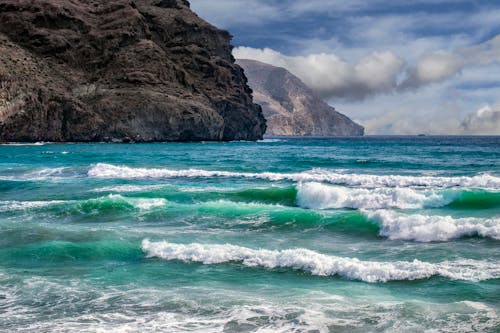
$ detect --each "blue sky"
[190,0,500,134]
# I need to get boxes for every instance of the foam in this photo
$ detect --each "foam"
[258,138,286,143]
[141,240,499,283]
[95,194,167,211]
[366,210,500,242]
[0,200,68,212]
[0,195,166,213]
[88,163,500,189]
[91,184,167,193]
[133,198,167,210]
[27,167,67,178]
[296,182,455,209]
[0,142,47,146]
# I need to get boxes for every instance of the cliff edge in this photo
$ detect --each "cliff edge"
[0,0,266,142]
[238,59,363,136]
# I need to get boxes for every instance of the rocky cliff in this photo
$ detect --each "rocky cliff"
[0,0,266,142]
[237,59,364,136]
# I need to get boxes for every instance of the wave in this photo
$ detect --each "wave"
[293,185,500,210]
[89,181,499,211]
[75,194,167,213]
[3,240,143,263]
[91,184,168,193]
[0,200,68,212]
[87,163,500,189]
[0,142,48,146]
[227,186,298,206]
[0,167,72,182]
[297,183,500,210]
[0,195,166,215]
[141,240,500,283]
[296,182,457,210]
[447,190,500,209]
[366,210,500,242]
[91,184,298,206]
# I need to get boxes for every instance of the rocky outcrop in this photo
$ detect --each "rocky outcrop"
[238,59,363,136]
[0,0,266,142]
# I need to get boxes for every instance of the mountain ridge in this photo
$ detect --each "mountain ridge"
[0,0,266,142]
[237,59,364,136]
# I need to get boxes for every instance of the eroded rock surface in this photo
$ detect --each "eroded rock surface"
[0,0,266,142]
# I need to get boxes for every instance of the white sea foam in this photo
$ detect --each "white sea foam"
[366,210,500,242]
[0,166,80,182]
[27,167,68,178]
[133,198,167,210]
[96,194,167,211]
[0,195,166,213]
[141,240,499,283]
[88,163,500,189]
[0,200,68,212]
[258,138,286,143]
[91,184,167,193]
[0,142,48,146]
[296,182,456,209]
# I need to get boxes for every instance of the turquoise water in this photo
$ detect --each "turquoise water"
[0,136,499,332]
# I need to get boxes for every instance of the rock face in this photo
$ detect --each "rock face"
[0,0,266,142]
[237,59,364,136]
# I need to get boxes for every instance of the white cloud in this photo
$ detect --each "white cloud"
[191,0,500,134]
[460,103,500,135]
[235,34,500,102]
[234,47,404,100]
[401,51,464,88]
[399,35,500,89]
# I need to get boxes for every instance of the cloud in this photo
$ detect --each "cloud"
[235,34,500,101]
[400,51,464,89]
[234,47,405,100]
[192,0,500,134]
[461,34,500,65]
[460,103,500,135]
[401,36,500,89]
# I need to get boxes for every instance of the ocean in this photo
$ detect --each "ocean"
[0,136,498,332]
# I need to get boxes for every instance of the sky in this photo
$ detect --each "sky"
[190,0,500,135]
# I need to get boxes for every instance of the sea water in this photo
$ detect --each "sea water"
[0,136,498,332]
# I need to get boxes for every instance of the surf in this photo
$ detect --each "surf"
[142,240,500,283]
[87,163,500,189]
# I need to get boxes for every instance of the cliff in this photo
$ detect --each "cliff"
[0,0,266,142]
[237,59,364,136]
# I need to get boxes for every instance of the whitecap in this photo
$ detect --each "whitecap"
[296,182,456,209]
[141,240,499,283]
[96,194,167,211]
[88,163,500,189]
[91,184,167,193]
[0,142,48,146]
[0,200,68,212]
[366,210,500,242]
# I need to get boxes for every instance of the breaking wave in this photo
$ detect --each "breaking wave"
[366,210,500,242]
[88,163,500,189]
[296,182,456,209]
[141,240,500,283]
[0,195,166,215]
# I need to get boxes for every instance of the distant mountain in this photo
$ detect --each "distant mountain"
[238,59,364,136]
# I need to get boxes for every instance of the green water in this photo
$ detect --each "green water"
[0,137,499,332]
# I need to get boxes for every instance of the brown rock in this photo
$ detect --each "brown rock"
[0,0,266,142]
